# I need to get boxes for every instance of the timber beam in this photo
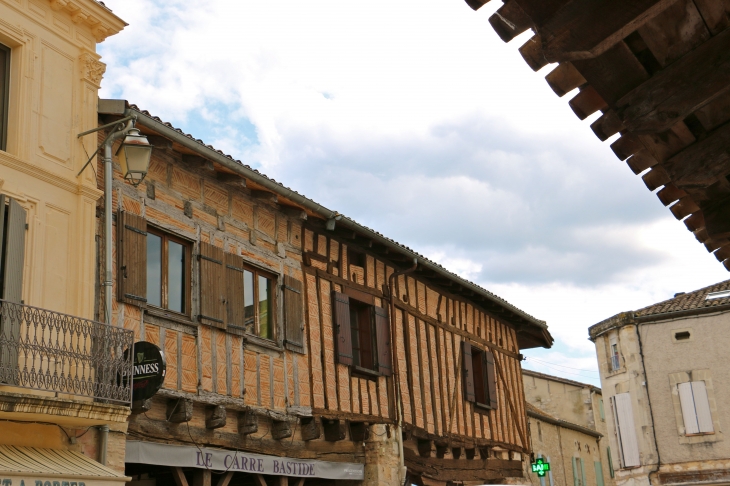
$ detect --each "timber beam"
[323,419,346,441]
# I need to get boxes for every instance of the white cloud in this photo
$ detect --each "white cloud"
[98,0,730,385]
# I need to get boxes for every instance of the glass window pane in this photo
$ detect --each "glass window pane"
[243,270,254,330]
[146,233,162,307]
[168,241,185,313]
[258,275,272,339]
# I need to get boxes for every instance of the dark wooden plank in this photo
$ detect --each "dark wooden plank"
[539,0,680,61]
[569,86,608,120]
[617,28,730,133]
[663,121,730,187]
[657,185,687,206]
[573,41,649,106]
[513,0,571,27]
[519,35,549,72]
[545,62,586,97]
[692,0,730,35]
[636,0,710,68]
[669,196,700,219]
[591,110,624,141]
[702,200,730,240]
[403,448,523,482]
[489,0,532,43]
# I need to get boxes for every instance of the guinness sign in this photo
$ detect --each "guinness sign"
[125,341,166,402]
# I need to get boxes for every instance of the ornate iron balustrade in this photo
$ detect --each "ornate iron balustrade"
[0,300,133,404]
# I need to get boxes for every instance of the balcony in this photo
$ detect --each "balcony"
[0,299,133,404]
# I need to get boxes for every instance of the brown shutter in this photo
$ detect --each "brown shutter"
[486,350,498,409]
[199,242,226,329]
[462,341,476,403]
[332,291,353,366]
[117,211,147,307]
[225,252,245,331]
[374,305,392,376]
[1,198,25,303]
[283,275,304,352]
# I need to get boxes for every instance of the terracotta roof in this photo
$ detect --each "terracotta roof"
[123,103,553,347]
[634,279,730,318]
[523,369,601,394]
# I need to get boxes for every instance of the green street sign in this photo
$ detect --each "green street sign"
[531,458,551,477]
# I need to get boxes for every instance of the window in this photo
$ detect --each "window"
[332,290,391,376]
[462,341,497,409]
[609,338,620,371]
[147,228,190,314]
[599,398,605,421]
[610,393,640,468]
[678,381,714,435]
[571,457,586,486]
[0,195,26,303]
[0,43,9,151]
[241,267,275,339]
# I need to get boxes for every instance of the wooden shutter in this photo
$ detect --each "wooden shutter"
[1,198,25,303]
[199,242,226,329]
[678,382,699,434]
[580,458,586,486]
[692,381,714,434]
[283,275,304,352]
[462,341,476,403]
[332,291,353,366]
[571,457,579,486]
[117,211,147,307]
[612,393,640,468]
[607,447,614,478]
[374,305,392,376]
[595,462,605,486]
[225,252,245,331]
[485,349,498,409]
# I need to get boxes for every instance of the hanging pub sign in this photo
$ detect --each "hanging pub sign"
[124,341,166,402]
[531,458,551,477]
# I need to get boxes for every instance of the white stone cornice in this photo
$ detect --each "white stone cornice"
[47,0,127,42]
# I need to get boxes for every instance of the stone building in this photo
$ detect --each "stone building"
[589,280,730,486]
[522,371,615,486]
[96,100,554,486]
[0,0,132,483]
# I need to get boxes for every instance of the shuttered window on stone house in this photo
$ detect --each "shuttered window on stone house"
[0,43,9,151]
[331,290,391,376]
[678,381,714,435]
[611,393,641,468]
[462,341,498,409]
[0,196,26,384]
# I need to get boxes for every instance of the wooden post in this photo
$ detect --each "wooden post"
[193,470,211,486]
[216,471,234,486]
[171,468,189,486]
[254,475,267,486]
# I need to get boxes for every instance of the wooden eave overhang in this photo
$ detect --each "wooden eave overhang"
[467,0,730,272]
[100,101,553,350]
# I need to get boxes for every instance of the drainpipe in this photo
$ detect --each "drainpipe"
[388,258,418,486]
[636,323,661,483]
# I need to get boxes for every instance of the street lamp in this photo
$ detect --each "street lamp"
[77,115,153,326]
[117,127,153,186]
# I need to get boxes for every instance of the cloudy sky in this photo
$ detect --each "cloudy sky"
[99,0,728,386]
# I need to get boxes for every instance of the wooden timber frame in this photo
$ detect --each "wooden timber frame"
[467,0,730,271]
[100,102,552,485]
[301,221,545,482]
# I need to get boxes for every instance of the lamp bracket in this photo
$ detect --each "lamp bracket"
[76,115,138,177]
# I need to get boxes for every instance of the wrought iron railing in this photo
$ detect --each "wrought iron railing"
[0,300,133,404]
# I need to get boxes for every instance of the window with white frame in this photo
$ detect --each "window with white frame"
[678,381,714,435]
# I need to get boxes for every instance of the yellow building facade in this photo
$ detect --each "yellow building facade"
[0,0,132,481]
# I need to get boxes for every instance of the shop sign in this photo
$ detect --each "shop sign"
[531,458,550,477]
[123,341,166,401]
[126,441,364,481]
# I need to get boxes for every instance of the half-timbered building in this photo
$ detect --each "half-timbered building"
[99,100,553,486]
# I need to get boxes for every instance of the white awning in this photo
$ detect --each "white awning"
[0,445,130,486]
